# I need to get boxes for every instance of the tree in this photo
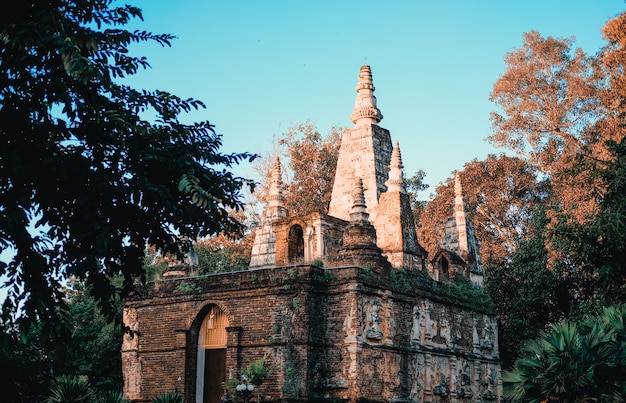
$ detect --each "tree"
[502,304,626,402]
[0,276,124,402]
[253,122,342,217]
[598,11,626,149]
[548,136,626,313]
[488,30,606,228]
[485,206,571,368]
[0,0,255,335]
[141,207,253,277]
[546,12,626,310]
[488,31,601,176]
[488,9,626,380]
[56,279,124,393]
[404,169,429,228]
[418,154,542,267]
[194,233,253,274]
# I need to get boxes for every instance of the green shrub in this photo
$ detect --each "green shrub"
[45,375,93,403]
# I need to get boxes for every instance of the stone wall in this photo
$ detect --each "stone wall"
[122,264,500,402]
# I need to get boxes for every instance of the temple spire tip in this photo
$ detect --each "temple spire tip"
[350,65,383,125]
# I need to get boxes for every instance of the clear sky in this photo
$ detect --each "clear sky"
[122,0,625,196]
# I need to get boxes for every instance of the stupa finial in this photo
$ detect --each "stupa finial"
[349,177,370,223]
[268,156,285,208]
[350,65,383,125]
[385,141,405,193]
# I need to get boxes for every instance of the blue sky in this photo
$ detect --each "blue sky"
[124,0,625,195]
[2,1,625,309]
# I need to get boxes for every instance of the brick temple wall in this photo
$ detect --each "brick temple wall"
[122,264,500,402]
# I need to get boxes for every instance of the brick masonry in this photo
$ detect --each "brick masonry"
[123,264,500,402]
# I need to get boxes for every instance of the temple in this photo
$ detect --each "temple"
[122,66,500,403]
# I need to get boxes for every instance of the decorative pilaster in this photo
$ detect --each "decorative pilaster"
[225,326,243,376]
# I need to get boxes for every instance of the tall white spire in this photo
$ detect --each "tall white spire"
[329,65,393,224]
[268,156,285,209]
[350,65,383,126]
[454,172,468,256]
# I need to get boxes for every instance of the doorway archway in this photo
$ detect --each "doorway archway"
[195,305,229,403]
[288,224,305,263]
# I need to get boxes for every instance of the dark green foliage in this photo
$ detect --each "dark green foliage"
[56,280,124,393]
[244,353,274,386]
[312,259,324,268]
[100,391,130,403]
[483,12,626,376]
[223,354,274,402]
[0,321,55,402]
[485,207,571,368]
[1,278,123,402]
[549,138,626,314]
[390,269,494,312]
[503,304,626,402]
[150,392,183,403]
[45,375,93,403]
[0,0,255,340]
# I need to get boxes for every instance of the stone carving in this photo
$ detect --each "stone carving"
[409,355,425,400]
[481,364,497,400]
[411,305,422,343]
[440,318,451,346]
[480,316,496,350]
[431,317,451,347]
[452,328,463,348]
[365,300,383,340]
[432,374,450,396]
[473,319,481,352]
[429,356,451,397]
[424,300,433,339]
[455,361,473,398]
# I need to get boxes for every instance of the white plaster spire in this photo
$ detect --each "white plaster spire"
[268,156,285,208]
[249,156,287,269]
[385,141,405,194]
[454,171,468,256]
[350,65,383,126]
[349,177,370,223]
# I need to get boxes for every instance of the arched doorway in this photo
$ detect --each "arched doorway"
[440,256,449,281]
[195,305,229,403]
[288,224,305,263]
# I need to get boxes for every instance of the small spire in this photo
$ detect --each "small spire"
[385,141,405,193]
[454,171,464,214]
[454,171,468,255]
[350,65,383,125]
[349,178,370,223]
[268,156,285,208]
